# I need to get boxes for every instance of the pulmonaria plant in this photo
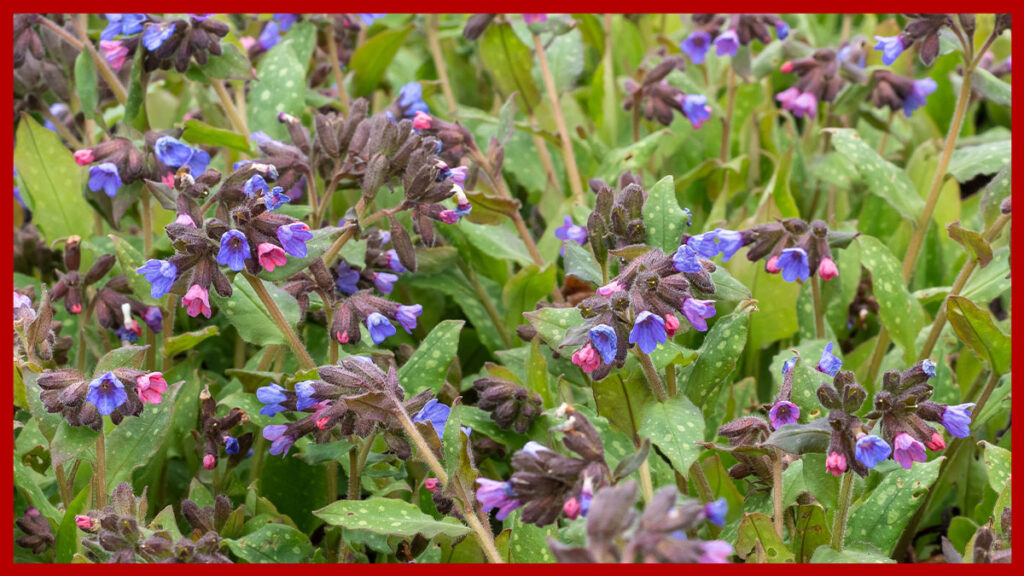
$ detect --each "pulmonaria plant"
[37,367,168,428]
[622,55,712,129]
[191,387,252,471]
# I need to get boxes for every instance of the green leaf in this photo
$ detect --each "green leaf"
[948,140,1011,182]
[104,381,181,491]
[73,51,98,120]
[637,394,704,474]
[767,147,798,218]
[980,166,1010,228]
[460,221,533,266]
[257,226,343,281]
[682,306,752,408]
[479,22,540,109]
[642,175,683,253]
[980,441,1010,493]
[810,543,896,563]
[182,119,252,152]
[507,510,557,563]
[13,454,60,524]
[827,128,924,222]
[13,114,89,243]
[314,497,471,539]
[708,266,752,302]
[349,25,415,98]
[526,338,553,408]
[857,236,924,364]
[163,325,220,357]
[123,48,148,129]
[792,504,832,563]
[947,221,993,267]
[845,457,943,555]
[193,43,255,81]
[524,306,584,347]
[109,234,158,306]
[93,345,150,376]
[210,275,300,346]
[247,41,306,141]
[502,265,556,330]
[971,67,1011,107]
[51,421,99,467]
[55,486,90,563]
[946,296,1010,375]
[226,523,312,563]
[562,241,602,285]
[402,270,504,351]
[398,320,464,395]
[495,92,517,145]
[764,419,831,455]
[735,513,795,563]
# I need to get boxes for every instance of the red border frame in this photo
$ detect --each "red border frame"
[4,5,1020,571]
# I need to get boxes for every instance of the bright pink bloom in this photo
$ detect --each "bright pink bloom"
[71,303,82,313]
[925,432,946,451]
[893,432,928,469]
[175,213,196,227]
[239,36,257,51]
[257,242,287,271]
[99,40,129,71]
[765,255,781,274]
[136,372,168,404]
[596,280,623,297]
[162,172,175,187]
[336,330,349,344]
[203,454,216,470]
[439,209,458,224]
[74,515,94,530]
[425,478,441,492]
[523,14,548,24]
[780,60,794,73]
[412,111,432,130]
[182,284,212,318]
[664,313,680,337]
[819,257,839,280]
[571,343,600,373]
[73,149,95,166]
[825,451,847,476]
[563,497,581,520]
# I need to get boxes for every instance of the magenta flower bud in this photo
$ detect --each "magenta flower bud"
[175,213,196,226]
[572,343,600,373]
[182,284,211,319]
[412,111,432,130]
[596,280,623,297]
[257,243,287,272]
[819,257,839,280]
[424,478,441,492]
[664,313,680,337]
[825,451,847,476]
[73,149,95,166]
[202,454,216,470]
[925,432,946,451]
[439,209,458,224]
[562,497,581,520]
[75,515,95,530]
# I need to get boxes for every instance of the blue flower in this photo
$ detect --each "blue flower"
[680,31,712,65]
[137,259,178,299]
[86,372,128,416]
[903,78,937,117]
[874,35,905,66]
[703,497,728,527]
[782,356,798,375]
[838,45,866,68]
[115,324,140,343]
[413,399,450,439]
[714,29,739,57]
[264,187,290,211]
[521,441,551,456]
[366,312,396,344]
[940,403,975,438]
[335,262,360,294]
[274,14,299,31]
[102,14,147,41]
[263,424,295,456]
[398,82,429,118]
[475,478,522,521]
[88,163,122,198]
[922,359,937,378]
[154,136,209,176]
[396,304,422,333]
[777,247,810,282]
[373,272,398,294]
[224,436,240,455]
[769,401,800,429]
[216,230,251,272]
[44,103,69,133]
[294,380,318,411]
[276,223,313,258]
[682,298,716,331]
[681,95,712,129]
[855,434,892,469]
[143,306,163,333]
[142,23,176,51]
[256,383,289,417]
[358,14,386,26]
[244,175,269,197]
[775,20,790,40]
[629,311,667,354]
[672,244,703,274]
[384,249,408,273]
[259,19,281,50]
[589,324,618,364]
[555,215,588,256]
[816,342,842,377]
[687,229,743,261]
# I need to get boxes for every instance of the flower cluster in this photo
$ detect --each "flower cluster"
[137,14,230,73]
[622,55,712,129]
[472,376,543,434]
[192,387,252,470]
[681,14,789,64]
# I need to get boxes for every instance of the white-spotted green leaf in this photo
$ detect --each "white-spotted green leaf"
[638,394,704,474]
[642,175,684,254]
[225,523,313,563]
[313,497,471,539]
[398,320,464,395]
[857,236,924,364]
[827,128,923,222]
[210,275,300,346]
[682,305,752,408]
[845,457,943,555]
[948,140,1011,182]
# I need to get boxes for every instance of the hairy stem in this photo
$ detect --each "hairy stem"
[94,431,107,508]
[242,273,316,371]
[457,259,513,348]
[634,349,668,402]
[347,444,361,501]
[811,275,826,339]
[533,33,585,202]
[324,29,351,115]
[665,363,677,398]
[326,461,338,503]
[830,471,854,551]
[771,449,785,539]
[638,458,655,503]
[212,81,249,139]
[425,15,457,115]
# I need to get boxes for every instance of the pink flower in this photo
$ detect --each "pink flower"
[825,451,847,476]
[571,343,600,373]
[780,60,794,73]
[175,213,196,227]
[202,454,216,470]
[925,431,946,451]
[182,284,212,318]
[819,257,839,281]
[893,432,928,469]
[336,330,349,344]
[425,478,441,492]
[257,242,287,271]
[596,280,623,297]
[765,255,781,273]
[136,372,168,404]
[162,172,175,187]
[664,313,680,337]
[412,111,432,130]
[792,92,818,118]
[775,87,800,109]
[74,515,94,530]
[239,36,257,51]
[439,209,458,224]
[99,40,129,71]
[562,497,581,520]
[523,14,548,24]
[73,149,95,166]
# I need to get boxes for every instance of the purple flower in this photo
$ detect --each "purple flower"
[244,174,269,198]
[589,324,618,364]
[555,215,588,255]
[413,398,450,439]
[874,35,906,66]
[680,31,711,65]
[88,163,122,198]
[143,306,163,333]
[673,244,703,273]
[682,298,716,332]
[769,401,800,429]
[939,403,975,438]
[373,272,398,294]
[224,436,240,455]
[893,432,927,469]
[395,304,422,333]
[102,14,147,41]
[703,497,728,527]
[137,259,178,299]
[366,312,396,344]
[522,14,548,24]
[681,95,712,129]
[115,323,140,343]
[264,187,290,211]
[816,342,842,377]
[700,540,733,563]
[263,424,295,456]
[687,228,743,261]
[855,434,892,469]
[629,311,667,354]
[274,14,298,31]
[335,263,360,294]
[256,383,288,417]
[398,82,429,118]
[521,441,551,457]
[714,29,739,57]
[142,23,176,52]
[791,92,818,118]
[475,478,522,521]
[358,14,386,26]
[922,359,937,378]
[86,372,128,416]
[294,381,317,411]
[903,78,937,117]
[216,230,251,272]
[782,356,798,375]
[154,136,209,176]
[384,249,407,273]
[276,223,313,258]
[777,248,810,282]
[259,19,281,50]
[775,20,790,40]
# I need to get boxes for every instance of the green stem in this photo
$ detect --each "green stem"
[771,448,785,539]
[457,259,513,348]
[830,471,854,551]
[532,32,584,203]
[425,15,457,116]
[811,275,825,339]
[634,349,668,402]
[325,28,351,115]
[248,435,266,485]
[94,431,107,508]
[54,463,72,508]
[327,460,338,503]
[212,80,248,139]
[347,444,361,501]
[665,364,677,398]
[242,273,315,371]
[638,458,655,503]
